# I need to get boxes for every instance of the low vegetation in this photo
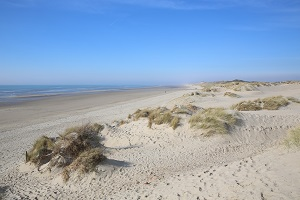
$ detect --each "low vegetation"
[133,107,180,130]
[262,96,289,110]
[287,96,300,104]
[189,108,237,136]
[224,92,240,98]
[184,92,215,97]
[201,87,219,93]
[199,80,300,94]
[232,96,289,111]
[26,123,106,182]
[285,126,300,148]
[231,100,262,111]
[171,104,199,115]
[199,80,278,92]
[68,148,106,174]
[26,136,55,164]
[170,116,180,130]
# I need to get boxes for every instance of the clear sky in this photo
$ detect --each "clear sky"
[0,0,300,85]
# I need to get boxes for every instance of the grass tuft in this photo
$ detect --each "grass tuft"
[287,96,300,104]
[189,108,237,136]
[27,136,54,164]
[224,92,240,98]
[231,100,262,111]
[63,123,103,137]
[68,148,106,174]
[285,126,300,148]
[170,116,180,130]
[27,123,106,182]
[133,107,180,129]
[62,169,70,182]
[172,104,199,115]
[232,96,289,111]
[261,96,289,110]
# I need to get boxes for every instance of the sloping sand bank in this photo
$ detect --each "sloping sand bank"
[0,83,300,199]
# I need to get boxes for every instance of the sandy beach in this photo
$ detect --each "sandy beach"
[1,82,300,199]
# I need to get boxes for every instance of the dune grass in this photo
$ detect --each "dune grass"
[285,126,300,148]
[200,80,274,92]
[27,123,106,182]
[232,96,289,111]
[69,148,106,174]
[63,123,103,137]
[171,104,199,115]
[133,107,180,130]
[287,96,300,104]
[170,116,180,130]
[231,100,262,111]
[224,92,240,98]
[189,108,237,136]
[201,87,219,93]
[26,136,55,164]
[262,96,289,110]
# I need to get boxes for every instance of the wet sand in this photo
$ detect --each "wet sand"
[0,87,182,131]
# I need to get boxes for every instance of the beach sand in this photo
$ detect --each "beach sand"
[0,83,300,199]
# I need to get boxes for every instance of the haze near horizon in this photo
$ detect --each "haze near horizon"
[1,0,300,85]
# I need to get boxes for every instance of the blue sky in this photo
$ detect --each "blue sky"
[0,0,300,85]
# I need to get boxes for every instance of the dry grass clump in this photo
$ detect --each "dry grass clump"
[232,96,289,111]
[231,100,262,111]
[277,80,300,85]
[200,80,274,92]
[189,108,237,136]
[184,92,214,97]
[63,123,103,137]
[287,96,300,104]
[171,104,199,115]
[262,96,289,110]
[201,87,219,93]
[68,148,106,173]
[26,123,106,182]
[133,107,180,130]
[224,92,240,98]
[170,116,180,130]
[26,136,55,164]
[284,126,300,148]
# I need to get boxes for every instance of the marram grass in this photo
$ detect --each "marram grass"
[285,126,300,148]
[189,108,237,136]
[232,96,289,111]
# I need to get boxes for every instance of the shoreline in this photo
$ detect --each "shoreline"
[0,85,182,107]
[0,86,185,131]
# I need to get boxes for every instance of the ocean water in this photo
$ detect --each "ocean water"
[0,85,147,105]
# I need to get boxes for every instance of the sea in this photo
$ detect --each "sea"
[0,85,152,105]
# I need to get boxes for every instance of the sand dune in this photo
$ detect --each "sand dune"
[1,83,300,199]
